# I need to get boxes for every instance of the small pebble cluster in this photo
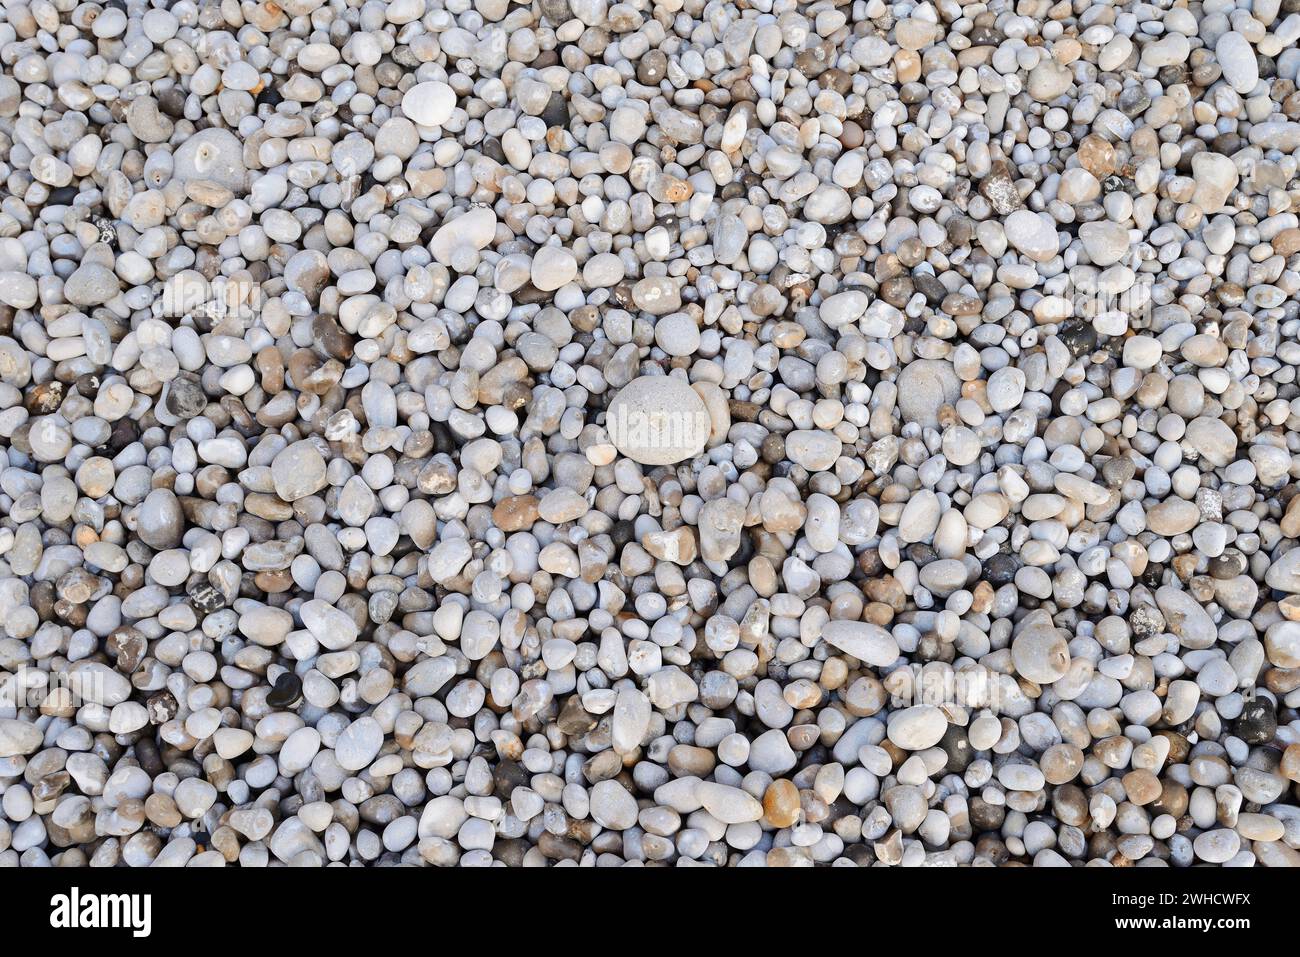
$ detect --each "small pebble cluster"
[1,0,1300,869]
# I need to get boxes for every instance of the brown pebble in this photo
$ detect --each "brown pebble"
[763,779,801,828]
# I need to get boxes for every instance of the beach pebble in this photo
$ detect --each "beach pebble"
[0,0,1293,875]
[605,376,710,465]
[402,82,456,127]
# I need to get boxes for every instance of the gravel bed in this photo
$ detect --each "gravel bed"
[1,0,1300,868]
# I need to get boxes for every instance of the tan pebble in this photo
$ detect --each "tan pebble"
[1281,495,1300,538]
[763,779,801,828]
[1272,227,1300,257]
[145,793,183,828]
[1281,744,1300,783]
[493,494,540,532]
[1040,742,1084,784]
[1122,768,1162,805]
[1075,134,1117,177]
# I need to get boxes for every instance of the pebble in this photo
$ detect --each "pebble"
[605,376,710,466]
[1004,210,1060,262]
[402,82,456,128]
[887,706,948,751]
[0,720,43,758]
[589,781,638,831]
[822,621,900,667]
[1215,32,1259,95]
[895,360,961,430]
[695,782,763,824]
[1078,222,1130,267]
[1011,620,1072,685]
[300,599,359,650]
[531,246,577,293]
[272,441,328,502]
[172,129,246,193]
[335,717,384,772]
[1191,153,1240,214]
[0,0,1293,876]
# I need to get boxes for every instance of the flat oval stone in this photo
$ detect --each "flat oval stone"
[1004,209,1060,262]
[694,781,763,823]
[67,661,133,706]
[589,779,638,830]
[300,599,359,650]
[402,81,456,127]
[820,289,869,327]
[785,430,843,471]
[335,716,383,771]
[1184,416,1237,467]
[1215,31,1258,95]
[531,245,577,291]
[887,705,948,750]
[164,372,207,418]
[822,620,899,666]
[606,375,710,465]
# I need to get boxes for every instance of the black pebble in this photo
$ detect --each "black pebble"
[75,372,101,397]
[540,93,570,129]
[158,87,186,118]
[912,271,947,305]
[430,421,457,455]
[266,672,303,709]
[984,552,1020,586]
[857,547,883,577]
[1118,87,1151,117]
[1057,320,1097,358]
[47,185,78,206]
[481,137,507,165]
[1233,698,1277,745]
[611,519,636,552]
[492,759,529,798]
[107,417,138,453]
[1102,174,1129,195]
[636,50,668,85]
[940,724,973,774]
[1208,551,1246,580]
[166,372,208,419]
[134,736,164,777]
[905,543,937,566]
[256,84,283,108]
[188,581,227,614]
[842,844,874,866]
[1157,64,1189,87]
